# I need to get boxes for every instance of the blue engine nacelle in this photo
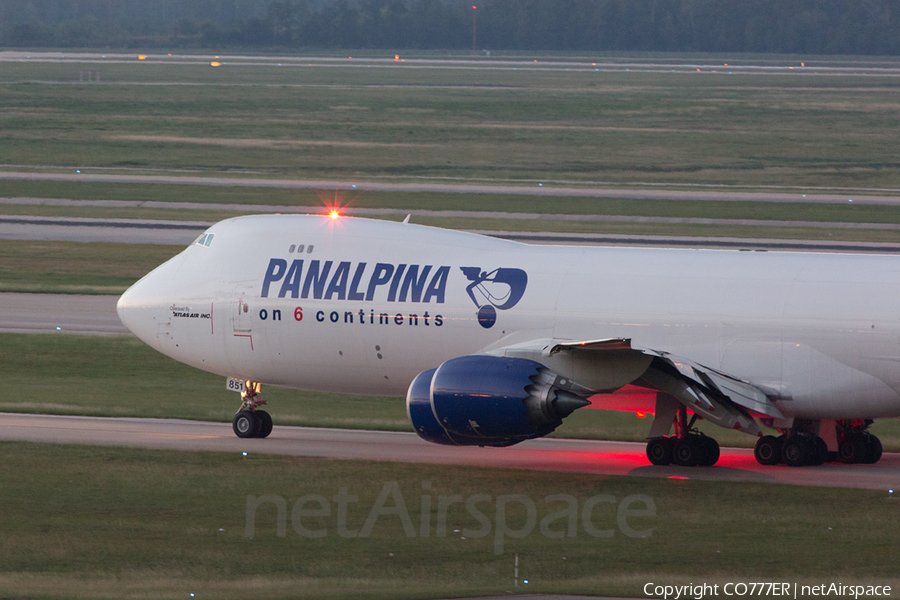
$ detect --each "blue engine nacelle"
[406,355,590,447]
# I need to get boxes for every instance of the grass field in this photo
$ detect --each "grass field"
[0,442,897,600]
[4,53,900,248]
[3,54,900,190]
[0,239,182,294]
[0,333,410,432]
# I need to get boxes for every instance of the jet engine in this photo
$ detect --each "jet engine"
[406,355,590,447]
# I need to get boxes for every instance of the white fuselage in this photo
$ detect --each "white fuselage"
[117,214,900,421]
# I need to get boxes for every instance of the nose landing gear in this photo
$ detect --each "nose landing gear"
[232,381,273,439]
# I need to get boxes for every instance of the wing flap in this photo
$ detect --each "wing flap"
[522,337,785,422]
[703,370,784,419]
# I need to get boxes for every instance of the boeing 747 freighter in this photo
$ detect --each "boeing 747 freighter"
[117,214,898,467]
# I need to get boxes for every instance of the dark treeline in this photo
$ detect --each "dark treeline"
[3,0,900,55]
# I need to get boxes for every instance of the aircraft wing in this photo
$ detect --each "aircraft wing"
[548,339,783,418]
[490,337,785,437]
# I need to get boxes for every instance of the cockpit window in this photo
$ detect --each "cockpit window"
[195,233,215,247]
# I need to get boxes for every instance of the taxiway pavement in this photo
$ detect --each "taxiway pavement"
[2,413,897,491]
[4,170,900,204]
[0,292,126,335]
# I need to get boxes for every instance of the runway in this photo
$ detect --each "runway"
[2,413,897,491]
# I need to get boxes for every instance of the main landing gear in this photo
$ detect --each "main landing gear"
[646,404,720,467]
[232,380,273,439]
[754,433,827,467]
[836,426,882,464]
[753,419,882,466]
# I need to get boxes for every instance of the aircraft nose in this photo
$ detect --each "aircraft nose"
[117,252,187,347]
[116,290,128,329]
[116,285,140,335]
[117,277,160,347]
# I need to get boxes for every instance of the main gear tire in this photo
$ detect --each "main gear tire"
[754,435,782,466]
[697,435,720,467]
[838,435,865,464]
[256,410,273,439]
[646,437,674,466]
[782,437,811,467]
[862,434,883,464]
[673,438,700,467]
